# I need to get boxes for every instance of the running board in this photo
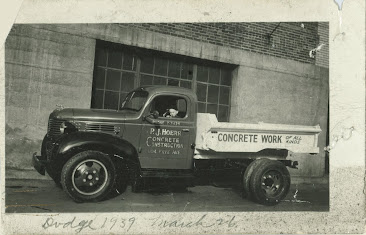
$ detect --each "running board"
[140,169,194,179]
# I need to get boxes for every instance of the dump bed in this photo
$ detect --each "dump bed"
[195,113,321,154]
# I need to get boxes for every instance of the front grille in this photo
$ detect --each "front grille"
[46,141,54,161]
[85,124,117,133]
[47,118,65,137]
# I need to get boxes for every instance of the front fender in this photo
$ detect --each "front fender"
[54,132,140,167]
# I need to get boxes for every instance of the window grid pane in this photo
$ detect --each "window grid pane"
[196,83,207,102]
[108,51,122,69]
[92,42,232,120]
[154,57,168,76]
[168,60,181,78]
[209,67,220,84]
[197,102,206,113]
[195,65,232,121]
[197,65,208,82]
[123,53,136,71]
[105,70,121,91]
[92,44,137,110]
[141,58,196,91]
[182,63,194,80]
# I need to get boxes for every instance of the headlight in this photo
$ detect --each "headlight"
[59,122,67,134]
[60,122,76,134]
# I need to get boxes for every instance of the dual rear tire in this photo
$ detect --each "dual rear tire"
[243,159,290,205]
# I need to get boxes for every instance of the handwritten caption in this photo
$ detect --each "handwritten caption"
[42,216,136,233]
[41,214,238,233]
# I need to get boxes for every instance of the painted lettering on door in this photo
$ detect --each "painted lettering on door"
[146,128,183,155]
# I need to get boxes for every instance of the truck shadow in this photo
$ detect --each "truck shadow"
[106,172,245,200]
[137,178,194,195]
[136,175,244,196]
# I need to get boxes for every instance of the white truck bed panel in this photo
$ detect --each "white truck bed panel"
[195,113,321,154]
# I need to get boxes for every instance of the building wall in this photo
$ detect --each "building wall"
[316,22,329,68]
[131,23,319,64]
[5,25,95,169]
[5,24,328,178]
[231,57,328,177]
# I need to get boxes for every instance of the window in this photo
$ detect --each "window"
[121,90,148,112]
[150,95,187,118]
[196,65,231,122]
[140,56,193,89]
[92,40,234,122]
[91,44,137,110]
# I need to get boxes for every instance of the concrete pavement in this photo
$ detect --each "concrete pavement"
[5,178,329,213]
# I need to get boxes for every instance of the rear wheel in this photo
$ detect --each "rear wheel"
[61,151,116,202]
[242,159,271,198]
[249,160,290,205]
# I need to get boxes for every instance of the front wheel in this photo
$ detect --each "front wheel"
[61,151,116,202]
[249,160,290,206]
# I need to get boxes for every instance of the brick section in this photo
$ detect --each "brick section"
[316,22,329,68]
[127,22,320,65]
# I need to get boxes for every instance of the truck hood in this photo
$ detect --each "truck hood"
[51,108,140,122]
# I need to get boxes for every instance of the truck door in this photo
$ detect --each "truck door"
[139,94,195,169]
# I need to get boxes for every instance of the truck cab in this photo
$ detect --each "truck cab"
[136,86,197,170]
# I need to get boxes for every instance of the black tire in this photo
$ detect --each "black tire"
[114,167,128,194]
[249,160,290,206]
[242,159,271,198]
[61,151,116,202]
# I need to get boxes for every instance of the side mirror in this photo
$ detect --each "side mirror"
[144,111,161,125]
[152,110,159,119]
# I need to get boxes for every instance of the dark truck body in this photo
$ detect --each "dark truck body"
[32,86,321,205]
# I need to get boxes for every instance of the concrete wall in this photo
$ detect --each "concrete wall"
[231,55,328,177]
[5,24,95,169]
[5,24,328,178]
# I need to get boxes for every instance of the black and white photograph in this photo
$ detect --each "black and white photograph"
[4,22,329,213]
[0,1,365,234]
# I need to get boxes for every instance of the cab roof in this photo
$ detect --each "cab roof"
[134,86,197,100]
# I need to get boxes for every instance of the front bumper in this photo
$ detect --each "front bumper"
[32,152,47,175]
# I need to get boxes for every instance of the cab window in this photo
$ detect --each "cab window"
[150,95,187,118]
[121,90,148,111]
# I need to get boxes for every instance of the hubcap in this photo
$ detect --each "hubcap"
[72,159,108,196]
[260,170,283,198]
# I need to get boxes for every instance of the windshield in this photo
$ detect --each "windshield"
[121,90,148,112]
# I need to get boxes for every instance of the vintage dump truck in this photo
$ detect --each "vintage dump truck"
[32,86,321,205]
